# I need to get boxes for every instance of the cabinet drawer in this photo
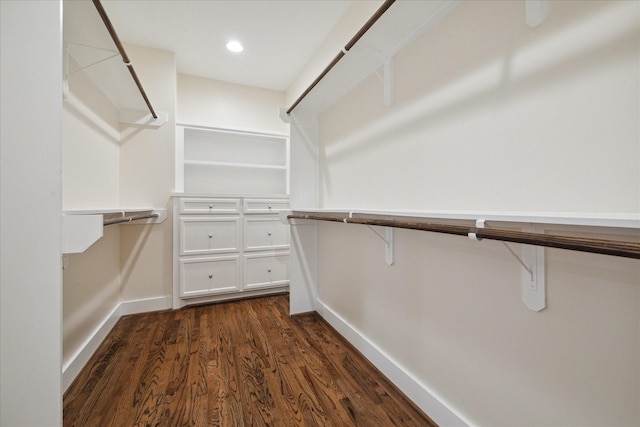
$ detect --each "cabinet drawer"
[180,198,240,214]
[243,216,290,251]
[243,199,289,214]
[180,256,240,298]
[244,252,289,290]
[180,217,240,255]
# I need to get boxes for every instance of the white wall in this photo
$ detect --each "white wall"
[310,1,639,425]
[1,1,63,425]
[178,73,287,133]
[61,44,176,381]
[319,0,639,212]
[62,56,122,370]
[119,44,176,302]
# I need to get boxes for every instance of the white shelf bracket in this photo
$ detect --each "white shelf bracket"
[470,220,546,312]
[372,56,395,107]
[383,57,394,107]
[119,109,168,128]
[520,226,546,312]
[366,225,394,266]
[525,0,550,28]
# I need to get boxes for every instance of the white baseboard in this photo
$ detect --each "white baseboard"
[62,304,121,392]
[63,295,172,392]
[315,299,469,427]
[119,295,172,316]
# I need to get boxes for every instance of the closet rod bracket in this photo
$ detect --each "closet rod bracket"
[470,219,546,312]
[365,224,394,266]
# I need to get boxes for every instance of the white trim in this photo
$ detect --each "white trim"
[176,122,289,138]
[119,296,172,317]
[316,298,470,427]
[62,304,121,392]
[63,296,172,391]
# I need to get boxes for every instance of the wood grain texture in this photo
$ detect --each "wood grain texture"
[288,212,640,259]
[64,295,436,426]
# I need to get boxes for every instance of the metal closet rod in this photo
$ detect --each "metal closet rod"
[288,212,640,259]
[103,213,159,226]
[91,0,158,119]
[286,0,397,115]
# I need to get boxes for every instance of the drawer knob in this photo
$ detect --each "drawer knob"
[267,232,272,236]
[208,274,213,279]
[209,204,213,208]
[267,268,272,273]
[208,234,213,238]
[268,205,272,209]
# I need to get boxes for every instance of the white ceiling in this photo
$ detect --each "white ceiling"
[101,0,353,92]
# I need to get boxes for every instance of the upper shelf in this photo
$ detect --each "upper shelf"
[289,0,459,116]
[62,208,167,254]
[63,0,166,133]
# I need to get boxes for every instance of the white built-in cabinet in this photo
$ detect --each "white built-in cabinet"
[173,125,290,308]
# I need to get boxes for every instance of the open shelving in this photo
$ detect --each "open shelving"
[176,124,289,196]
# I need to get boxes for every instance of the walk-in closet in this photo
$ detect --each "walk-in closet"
[1,1,639,426]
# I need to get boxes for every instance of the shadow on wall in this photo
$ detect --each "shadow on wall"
[316,0,639,208]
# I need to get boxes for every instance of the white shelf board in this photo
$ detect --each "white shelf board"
[172,192,289,199]
[62,208,167,254]
[62,214,103,254]
[184,160,287,170]
[292,0,459,115]
[178,123,289,139]
[64,0,148,113]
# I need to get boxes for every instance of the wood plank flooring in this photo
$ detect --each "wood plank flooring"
[64,294,436,426]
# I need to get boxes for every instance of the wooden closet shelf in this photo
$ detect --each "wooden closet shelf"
[288,211,640,259]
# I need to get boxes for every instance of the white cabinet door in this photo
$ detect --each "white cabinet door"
[180,217,240,255]
[243,216,290,251]
[180,255,240,298]
[244,252,289,290]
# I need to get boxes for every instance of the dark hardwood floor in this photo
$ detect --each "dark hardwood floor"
[64,294,436,426]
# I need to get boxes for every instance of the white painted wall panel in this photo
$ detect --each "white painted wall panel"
[119,44,177,302]
[1,1,63,424]
[178,74,287,133]
[317,222,639,426]
[319,0,639,213]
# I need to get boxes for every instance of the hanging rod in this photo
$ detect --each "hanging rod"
[91,0,158,119]
[286,0,396,115]
[287,212,640,259]
[103,213,159,226]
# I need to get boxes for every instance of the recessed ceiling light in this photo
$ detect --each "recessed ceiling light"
[226,40,244,53]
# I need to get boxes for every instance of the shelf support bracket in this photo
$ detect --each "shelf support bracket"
[470,220,546,312]
[525,0,550,28]
[384,57,394,107]
[520,226,546,312]
[373,56,395,107]
[366,225,394,266]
